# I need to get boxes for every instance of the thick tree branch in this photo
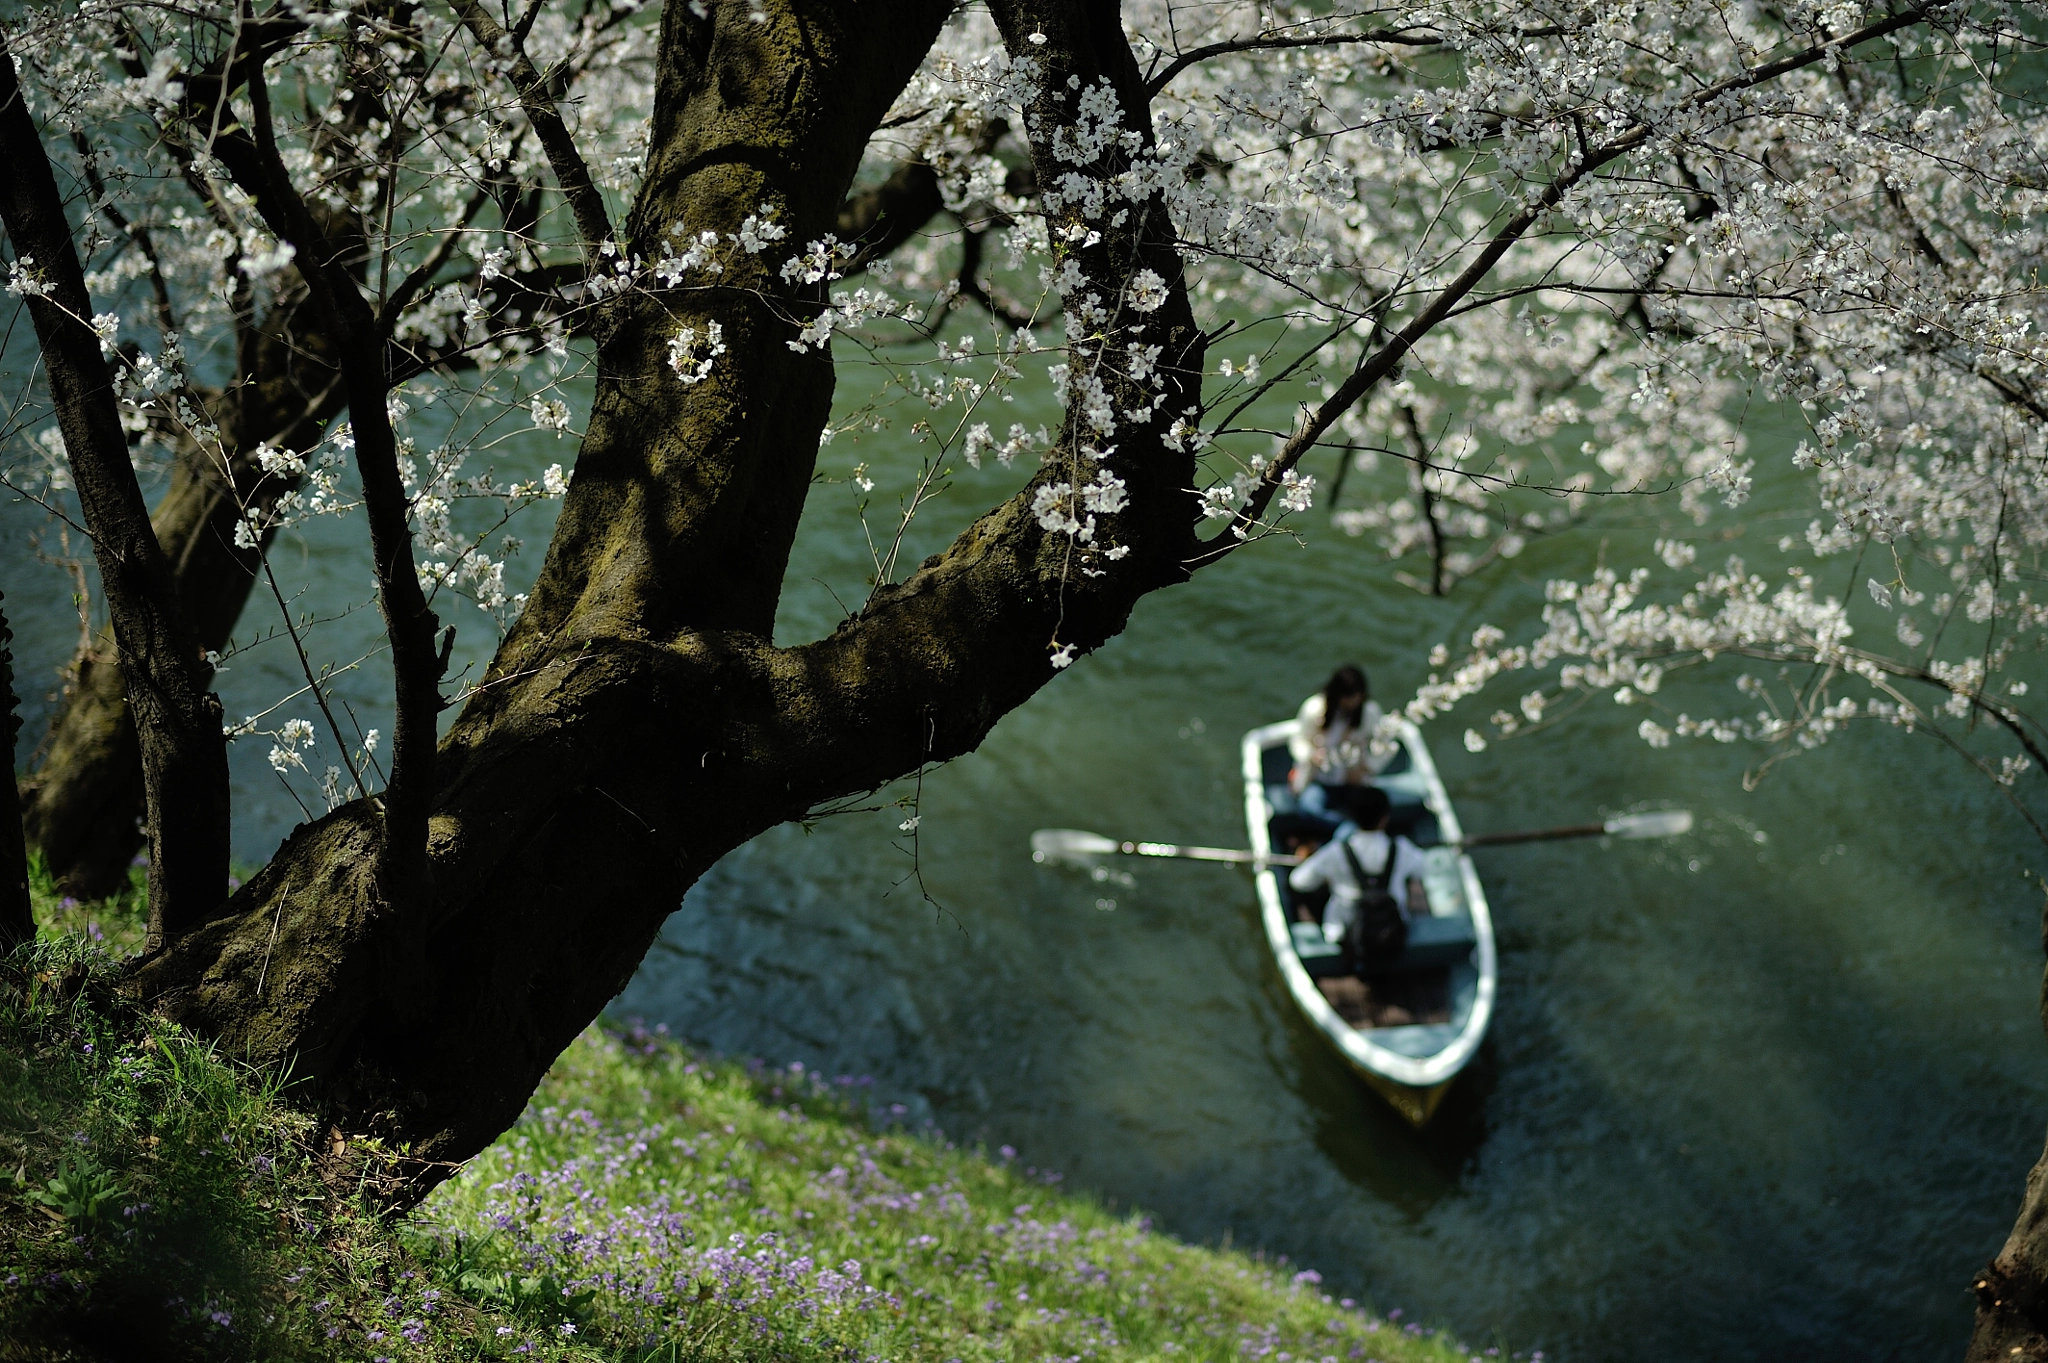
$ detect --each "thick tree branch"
[837,159,944,270]
[952,223,1038,330]
[772,0,1207,717]
[0,33,229,946]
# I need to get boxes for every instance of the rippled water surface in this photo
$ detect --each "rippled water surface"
[4,364,2044,1362]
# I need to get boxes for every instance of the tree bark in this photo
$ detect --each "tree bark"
[1968,927,2048,1361]
[21,322,343,899]
[127,0,1205,1202]
[0,593,33,954]
[0,34,230,945]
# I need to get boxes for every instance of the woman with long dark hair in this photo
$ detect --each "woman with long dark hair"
[1287,663,1385,811]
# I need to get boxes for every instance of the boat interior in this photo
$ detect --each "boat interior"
[1260,737,1481,1038]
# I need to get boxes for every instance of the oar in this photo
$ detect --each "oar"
[1029,809,1692,869]
[1459,808,1693,848]
[1030,829,1303,867]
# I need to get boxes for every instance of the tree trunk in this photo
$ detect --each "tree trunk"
[127,0,1206,1204]
[18,217,346,895]
[0,33,230,944]
[0,593,33,953]
[1968,939,2048,1360]
[21,421,327,899]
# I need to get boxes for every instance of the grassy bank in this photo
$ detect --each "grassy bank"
[0,905,1505,1363]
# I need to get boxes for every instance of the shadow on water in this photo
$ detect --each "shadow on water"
[1265,960,1493,1222]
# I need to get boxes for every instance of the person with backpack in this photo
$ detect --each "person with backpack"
[1286,786,1429,972]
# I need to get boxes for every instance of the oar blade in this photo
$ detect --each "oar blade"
[1031,828,1121,865]
[1604,809,1693,840]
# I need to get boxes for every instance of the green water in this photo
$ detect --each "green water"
[4,360,2044,1361]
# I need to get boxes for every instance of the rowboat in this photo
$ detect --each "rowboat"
[1241,716,1496,1125]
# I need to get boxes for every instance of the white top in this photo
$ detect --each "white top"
[1289,828,1430,939]
[1288,693,1386,788]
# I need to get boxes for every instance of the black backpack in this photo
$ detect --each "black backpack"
[1339,835,1407,972]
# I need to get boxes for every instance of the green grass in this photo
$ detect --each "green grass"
[0,934,590,1361]
[415,1025,1489,1363]
[0,884,1498,1363]
[28,853,148,957]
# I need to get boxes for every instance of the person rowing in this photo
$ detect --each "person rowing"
[1288,786,1429,972]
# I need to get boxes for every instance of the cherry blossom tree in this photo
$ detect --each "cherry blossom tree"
[5,1,2048,1356]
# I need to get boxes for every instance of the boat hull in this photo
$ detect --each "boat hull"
[1360,1073,1454,1127]
[1242,718,1496,1127]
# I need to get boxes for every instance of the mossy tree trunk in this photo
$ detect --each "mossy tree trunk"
[114,0,1205,1199]
[14,26,964,904]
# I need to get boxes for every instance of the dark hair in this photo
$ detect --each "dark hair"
[1321,664,1369,729]
[1270,812,1337,854]
[1330,784,1391,829]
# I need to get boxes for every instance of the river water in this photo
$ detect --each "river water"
[4,351,2044,1362]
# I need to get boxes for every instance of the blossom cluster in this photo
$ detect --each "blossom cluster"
[15,0,2048,813]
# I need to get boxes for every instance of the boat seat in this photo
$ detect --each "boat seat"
[1288,921,1351,979]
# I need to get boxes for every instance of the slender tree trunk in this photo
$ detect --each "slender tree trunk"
[20,641,143,903]
[21,398,334,897]
[0,35,229,944]
[0,594,33,954]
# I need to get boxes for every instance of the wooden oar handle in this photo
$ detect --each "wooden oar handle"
[1459,822,1608,848]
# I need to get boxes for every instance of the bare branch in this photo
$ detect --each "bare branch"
[452,0,617,265]
[1145,27,1447,97]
